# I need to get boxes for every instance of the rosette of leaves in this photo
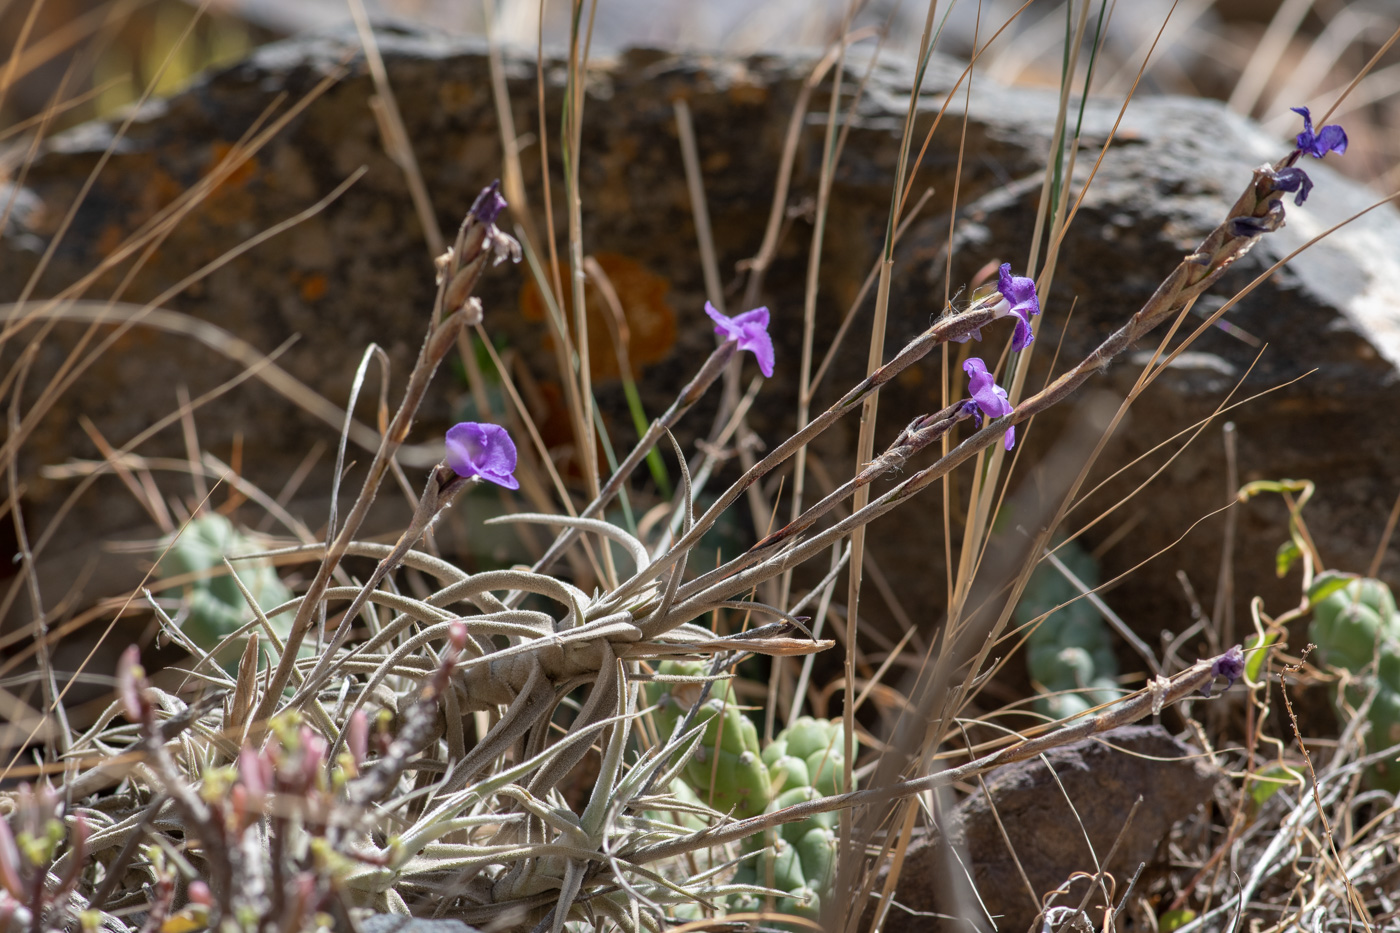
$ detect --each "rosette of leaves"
[1016,539,1120,720]
[1308,572,1400,791]
[155,513,294,670]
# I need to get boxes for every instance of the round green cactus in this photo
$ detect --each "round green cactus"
[646,660,771,819]
[1309,572,1400,673]
[648,664,858,923]
[156,513,294,670]
[765,716,853,798]
[1016,539,1121,719]
[730,719,856,921]
[1308,572,1400,792]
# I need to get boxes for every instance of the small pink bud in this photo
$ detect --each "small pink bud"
[347,710,368,767]
[229,785,250,825]
[69,813,88,858]
[301,732,328,788]
[187,881,212,906]
[117,645,146,723]
[238,747,267,798]
[0,818,23,898]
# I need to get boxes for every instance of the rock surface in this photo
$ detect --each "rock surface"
[877,725,1222,933]
[3,28,1399,667]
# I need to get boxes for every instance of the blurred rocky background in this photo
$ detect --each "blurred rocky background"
[2,0,1399,717]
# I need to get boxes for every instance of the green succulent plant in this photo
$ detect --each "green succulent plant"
[1308,571,1400,791]
[647,663,856,922]
[647,660,772,820]
[156,513,294,670]
[1016,539,1120,720]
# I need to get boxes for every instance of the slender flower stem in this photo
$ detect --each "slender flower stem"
[639,403,970,635]
[595,302,999,616]
[638,162,1295,632]
[253,193,512,727]
[514,340,738,598]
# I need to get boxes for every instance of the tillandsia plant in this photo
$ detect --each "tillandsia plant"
[3,61,1355,930]
[23,137,1268,926]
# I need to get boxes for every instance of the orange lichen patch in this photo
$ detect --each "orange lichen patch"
[108,324,159,353]
[702,150,731,173]
[194,141,261,228]
[298,271,328,303]
[207,141,259,193]
[519,252,677,382]
[728,82,769,107]
[95,223,127,259]
[137,166,185,222]
[437,80,476,112]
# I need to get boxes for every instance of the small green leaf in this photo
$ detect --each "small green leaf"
[1246,764,1302,811]
[1237,479,1310,500]
[1244,631,1280,683]
[1159,909,1196,932]
[1276,540,1302,578]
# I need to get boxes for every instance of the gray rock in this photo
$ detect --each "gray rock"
[876,725,1222,933]
[3,29,1398,668]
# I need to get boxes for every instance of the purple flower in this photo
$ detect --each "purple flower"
[1201,644,1246,698]
[961,357,1015,450]
[445,422,519,490]
[997,264,1041,351]
[950,264,1040,349]
[470,180,508,225]
[1271,166,1315,206]
[1291,107,1348,159]
[705,302,775,377]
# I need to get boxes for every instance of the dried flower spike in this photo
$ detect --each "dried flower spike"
[705,302,775,377]
[962,357,1016,450]
[445,422,520,490]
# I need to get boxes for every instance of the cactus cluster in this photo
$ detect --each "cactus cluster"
[729,716,851,919]
[155,513,294,669]
[646,662,856,920]
[1308,572,1400,791]
[647,660,771,820]
[1015,540,1120,720]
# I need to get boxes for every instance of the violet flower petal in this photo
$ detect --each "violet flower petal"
[445,422,520,490]
[705,302,775,377]
[1290,106,1348,158]
[1272,166,1315,206]
[997,263,1041,351]
[963,357,1016,450]
[1201,644,1246,698]
[470,180,508,225]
